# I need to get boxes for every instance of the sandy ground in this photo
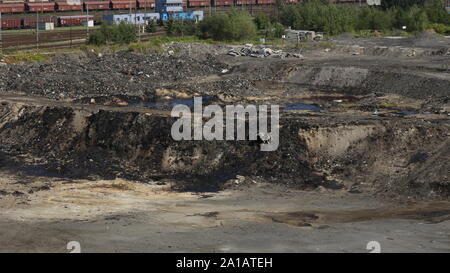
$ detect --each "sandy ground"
[1,170,449,253]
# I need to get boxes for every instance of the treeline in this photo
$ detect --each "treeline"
[87,0,450,46]
[279,0,450,35]
[161,10,285,41]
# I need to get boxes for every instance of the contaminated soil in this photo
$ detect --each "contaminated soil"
[0,32,449,252]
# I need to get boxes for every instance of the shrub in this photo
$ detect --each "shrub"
[429,23,450,35]
[271,22,287,38]
[165,19,198,36]
[254,12,271,30]
[87,22,136,45]
[146,20,157,33]
[199,10,257,41]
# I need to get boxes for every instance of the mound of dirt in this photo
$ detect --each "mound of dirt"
[332,32,356,41]
[0,51,227,100]
[408,31,447,47]
[414,31,441,41]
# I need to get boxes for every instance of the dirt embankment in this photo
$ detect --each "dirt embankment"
[0,99,448,199]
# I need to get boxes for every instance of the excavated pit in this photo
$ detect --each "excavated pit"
[1,38,450,252]
[0,94,447,199]
[0,39,448,199]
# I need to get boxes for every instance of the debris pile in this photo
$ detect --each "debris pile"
[0,51,226,100]
[228,44,304,59]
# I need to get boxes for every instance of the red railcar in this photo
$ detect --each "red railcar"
[83,1,110,10]
[137,0,154,9]
[55,2,83,11]
[214,0,232,6]
[188,0,210,7]
[0,3,25,13]
[1,18,22,29]
[26,2,56,12]
[22,17,57,28]
[110,0,137,10]
[236,0,256,4]
[58,15,94,26]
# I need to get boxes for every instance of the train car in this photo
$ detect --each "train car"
[134,12,160,23]
[159,10,203,21]
[110,0,137,10]
[26,2,56,12]
[83,1,110,10]
[102,13,132,24]
[1,18,22,29]
[137,0,155,9]
[103,13,159,24]
[22,17,57,28]
[236,0,256,5]
[58,15,94,26]
[213,0,232,6]
[188,0,210,7]
[55,1,83,11]
[0,3,25,13]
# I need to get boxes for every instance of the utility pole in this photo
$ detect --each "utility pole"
[36,1,40,50]
[86,4,89,39]
[144,0,147,37]
[129,0,132,21]
[70,23,72,48]
[0,12,2,56]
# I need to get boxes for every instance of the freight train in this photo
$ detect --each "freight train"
[1,14,94,29]
[102,10,204,24]
[0,0,368,14]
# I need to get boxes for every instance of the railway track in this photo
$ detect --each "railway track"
[0,5,277,50]
[2,29,89,48]
[1,29,166,50]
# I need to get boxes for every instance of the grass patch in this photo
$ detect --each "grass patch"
[351,29,413,38]
[378,101,398,109]
[4,51,51,63]
[2,26,99,35]
[340,103,359,108]
[285,40,336,50]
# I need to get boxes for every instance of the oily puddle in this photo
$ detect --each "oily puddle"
[131,96,216,109]
[265,201,450,227]
[281,103,321,112]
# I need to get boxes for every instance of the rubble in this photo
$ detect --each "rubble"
[228,45,304,59]
[0,51,227,100]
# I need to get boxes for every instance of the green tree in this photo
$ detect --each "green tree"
[87,22,136,45]
[381,0,426,9]
[254,12,271,30]
[272,22,286,38]
[424,0,450,25]
[199,10,257,41]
